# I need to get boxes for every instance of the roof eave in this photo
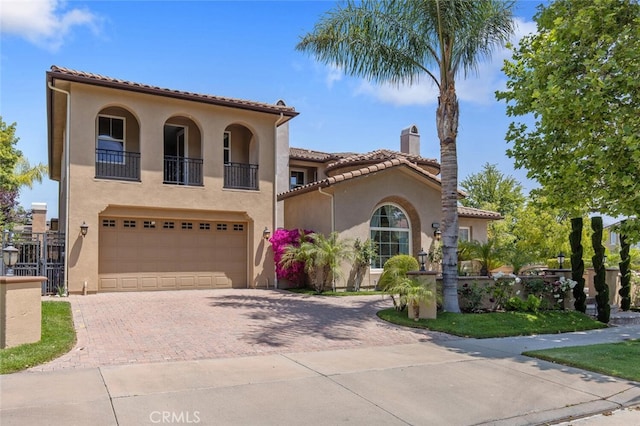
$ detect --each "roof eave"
[46,70,299,123]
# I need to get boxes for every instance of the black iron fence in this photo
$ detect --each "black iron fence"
[2,230,65,295]
[224,162,258,190]
[164,156,203,186]
[96,149,141,181]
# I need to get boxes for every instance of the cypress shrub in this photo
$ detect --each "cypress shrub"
[591,217,609,323]
[619,230,632,311]
[570,217,587,313]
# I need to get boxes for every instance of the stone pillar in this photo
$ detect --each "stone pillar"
[0,276,46,348]
[605,268,621,306]
[407,271,437,319]
[31,202,47,234]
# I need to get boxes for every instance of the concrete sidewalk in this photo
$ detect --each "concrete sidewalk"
[2,325,639,425]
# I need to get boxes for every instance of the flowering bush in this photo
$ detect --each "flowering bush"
[550,276,577,309]
[486,272,520,311]
[269,228,312,285]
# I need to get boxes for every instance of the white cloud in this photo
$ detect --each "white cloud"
[329,17,537,107]
[0,0,100,51]
[325,64,343,88]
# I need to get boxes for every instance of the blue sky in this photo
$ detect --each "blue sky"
[1,0,542,219]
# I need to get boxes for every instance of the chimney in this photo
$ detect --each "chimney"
[31,203,47,233]
[400,125,420,156]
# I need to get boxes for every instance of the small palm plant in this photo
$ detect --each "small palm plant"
[280,232,353,293]
[379,254,420,310]
[384,277,435,320]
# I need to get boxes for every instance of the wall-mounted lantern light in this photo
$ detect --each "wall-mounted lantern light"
[557,252,565,269]
[418,248,427,272]
[432,222,441,240]
[263,227,271,241]
[2,245,19,276]
[80,222,89,237]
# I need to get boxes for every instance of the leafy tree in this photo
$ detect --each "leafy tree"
[0,117,47,229]
[460,163,525,217]
[297,0,514,312]
[496,0,640,242]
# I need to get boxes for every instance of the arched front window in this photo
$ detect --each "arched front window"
[370,204,410,269]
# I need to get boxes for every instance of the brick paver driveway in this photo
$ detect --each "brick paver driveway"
[32,289,452,371]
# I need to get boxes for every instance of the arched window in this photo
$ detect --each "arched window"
[370,204,410,269]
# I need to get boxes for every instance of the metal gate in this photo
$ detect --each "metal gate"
[1,230,65,295]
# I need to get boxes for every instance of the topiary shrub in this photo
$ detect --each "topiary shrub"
[570,217,587,312]
[619,230,632,311]
[591,217,610,323]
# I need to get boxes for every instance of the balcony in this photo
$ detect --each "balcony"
[164,156,203,186]
[224,162,258,190]
[95,149,141,181]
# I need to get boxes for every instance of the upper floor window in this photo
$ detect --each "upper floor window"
[223,131,231,164]
[459,227,471,242]
[290,170,306,189]
[370,204,410,269]
[97,115,125,163]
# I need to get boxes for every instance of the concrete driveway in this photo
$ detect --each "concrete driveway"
[32,289,453,371]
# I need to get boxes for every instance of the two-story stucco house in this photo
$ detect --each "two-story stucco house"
[47,66,499,294]
[47,66,298,293]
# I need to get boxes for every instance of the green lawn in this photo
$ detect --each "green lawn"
[377,308,607,338]
[524,340,640,382]
[0,301,76,374]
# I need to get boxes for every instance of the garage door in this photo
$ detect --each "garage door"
[98,217,247,291]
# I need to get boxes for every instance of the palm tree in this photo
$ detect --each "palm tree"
[297,0,514,312]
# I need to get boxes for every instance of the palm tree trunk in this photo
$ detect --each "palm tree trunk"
[437,81,461,313]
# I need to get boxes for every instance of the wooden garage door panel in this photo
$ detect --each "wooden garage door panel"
[99,217,247,291]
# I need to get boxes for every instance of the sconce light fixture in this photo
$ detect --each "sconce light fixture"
[432,222,441,240]
[557,252,565,269]
[2,245,19,276]
[263,227,271,241]
[418,248,427,272]
[80,222,89,237]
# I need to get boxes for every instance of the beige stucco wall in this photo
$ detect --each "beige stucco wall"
[283,167,468,289]
[57,82,281,293]
[458,217,489,243]
[1,276,44,349]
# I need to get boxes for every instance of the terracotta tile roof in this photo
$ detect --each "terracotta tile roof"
[289,147,351,162]
[325,149,439,174]
[279,157,449,199]
[47,65,299,120]
[457,206,503,220]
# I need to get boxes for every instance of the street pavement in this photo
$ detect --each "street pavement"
[1,289,639,425]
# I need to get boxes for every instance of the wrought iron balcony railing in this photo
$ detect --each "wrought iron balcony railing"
[95,149,141,181]
[163,156,203,186]
[224,162,258,190]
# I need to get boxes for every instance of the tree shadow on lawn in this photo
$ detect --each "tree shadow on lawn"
[206,291,436,349]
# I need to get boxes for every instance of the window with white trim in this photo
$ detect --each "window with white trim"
[97,115,125,163]
[370,204,410,269]
[290,170,306,189]
[459,227,471,242]
[223,131,231,164]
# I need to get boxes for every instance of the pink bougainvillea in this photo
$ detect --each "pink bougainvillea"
[270,228,312,285]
